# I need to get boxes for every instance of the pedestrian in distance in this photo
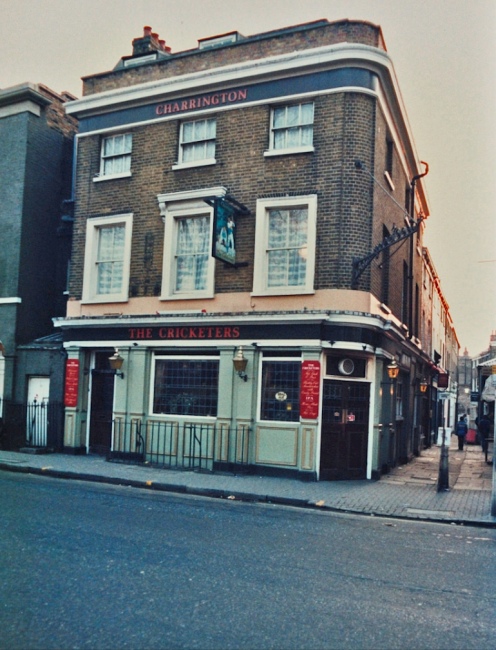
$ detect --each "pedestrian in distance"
[476,413,491,454]
[455,415,468,451]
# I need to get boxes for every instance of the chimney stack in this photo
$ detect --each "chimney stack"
[132,26,171,56]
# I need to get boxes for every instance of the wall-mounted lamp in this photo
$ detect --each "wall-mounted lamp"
[233,346,248,382]
[387,359,399,380]
[108,348,125,379]
[419,377,428,393]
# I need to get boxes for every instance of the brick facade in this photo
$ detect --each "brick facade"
[60,19,457,477]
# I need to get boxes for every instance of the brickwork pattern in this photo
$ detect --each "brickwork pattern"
[71,92,380,302]
[83,21,385,96]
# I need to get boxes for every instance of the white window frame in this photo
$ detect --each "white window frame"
[95,133,133,181]
[82,213,133,303]
[265,102,314,157]
[173,118,217,170]
[161,201,216,300]
[252,195,317,296]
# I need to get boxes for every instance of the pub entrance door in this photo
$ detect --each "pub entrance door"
[320,379,370,480]
[88,351,115,455]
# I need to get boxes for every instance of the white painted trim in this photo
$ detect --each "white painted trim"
[93,171,132,182]
[264,146,314,157]
[0,101,41,119]
[81,213,133,304]
[75,86,377,139]
[172,159,216,171]
[0,297,22,304]
[252,194,317,296]
[157,186,226,216]
[66,43,392,116]
[160,202,216,300]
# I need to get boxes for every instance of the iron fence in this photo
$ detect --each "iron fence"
[0,399,64,451]
[108,418,251,474]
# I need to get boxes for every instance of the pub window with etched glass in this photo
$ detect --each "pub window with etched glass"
[260,359,301,422]
[99,133,132,178]
[152,356,219,417]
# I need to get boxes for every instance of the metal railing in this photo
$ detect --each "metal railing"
[0,399,64,451]
[108,418,251,474]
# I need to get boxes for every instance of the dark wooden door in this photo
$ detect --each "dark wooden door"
[320,380,370,480]
[89,352,115,454]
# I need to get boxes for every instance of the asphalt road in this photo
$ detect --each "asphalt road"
[1,471,495,650]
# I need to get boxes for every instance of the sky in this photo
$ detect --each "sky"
[1,0,495,357]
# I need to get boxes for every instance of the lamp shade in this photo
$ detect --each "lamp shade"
[387,359,399,379]
[233,346,248,374]
[109,349,124,371]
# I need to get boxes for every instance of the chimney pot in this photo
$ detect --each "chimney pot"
[143,26,152,36]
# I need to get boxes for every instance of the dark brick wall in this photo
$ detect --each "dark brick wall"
[71,91,379,301]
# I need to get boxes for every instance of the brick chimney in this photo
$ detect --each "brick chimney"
[132,26,171,56]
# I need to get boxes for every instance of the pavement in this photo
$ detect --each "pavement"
[0,434,494,527]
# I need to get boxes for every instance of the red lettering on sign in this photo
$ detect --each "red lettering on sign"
[300,360,321,420]
[64,359,80,408]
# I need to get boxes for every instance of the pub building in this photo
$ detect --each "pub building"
[57,19,458,480]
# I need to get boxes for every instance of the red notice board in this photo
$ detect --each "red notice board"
[300,360,321,420]
[64,359,79,407]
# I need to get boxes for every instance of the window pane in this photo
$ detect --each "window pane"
[153,359,219,417]
[182,122,194,143]
[273,107,286,129]
[266,208,307,288]
[286,105,299,127]
[261,361,300,421]
[103,138,114,156]
[286,127,300,148]
[193,120,206,140]
[175,216,210,292]
[301,125,313,146]
[271,103,314,150]
[301,103,314,123]
[205,119,216,138]
[180,119,216,162]
[101,134,132,175]
[274,130,286,150]
[96,225,125,294]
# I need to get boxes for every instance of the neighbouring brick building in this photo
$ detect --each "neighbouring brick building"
[57,19,458,479]
[0,83,77,448]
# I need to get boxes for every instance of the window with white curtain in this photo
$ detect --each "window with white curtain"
[177,118,216,167]
[252,195,317,296]
[82,214,133,303]
[267,102,314,154]
[174,215,210,292]
[98,133,132,178]
[161,199,215,299]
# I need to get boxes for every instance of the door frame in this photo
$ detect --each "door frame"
[86,350,116,454]
[319,378,372,480]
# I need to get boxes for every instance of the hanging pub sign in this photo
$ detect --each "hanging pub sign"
[207,195,250,266]
[437,373,449,389]
[212,198,237,265]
